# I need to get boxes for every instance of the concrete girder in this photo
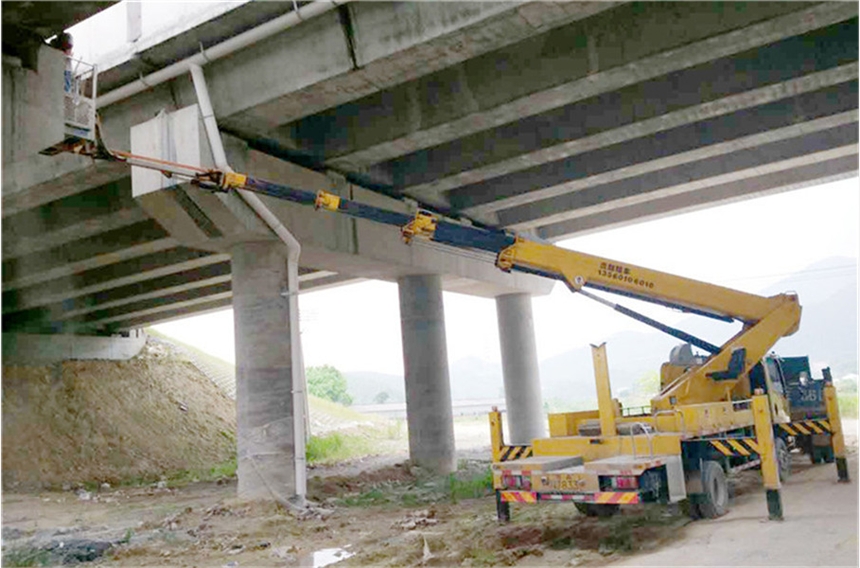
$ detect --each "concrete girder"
[401,32,859,205]
[55,262,234,320]
[41,272,360,335]
[96,297,235,334]
[500,125,858,230]
[459,77,859,217]
[216,2,617,140]
[1,157,128,218]
[63,268,355,331]
[222,143,552,298]
[538,155,859,241]
[2,176,141,257]
[449,80,857,224]
[454,80,859,220]
[303,2,852,172]
[1,220,177,291]
[3,207,150,260]
[3,282,232,334]
[2,249,227,314]
[64,281,234,328]
[53,266,326,321]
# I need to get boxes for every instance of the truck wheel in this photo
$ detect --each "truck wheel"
[574,502,620,517]
[697,461,728,519]
[776,438,791,481]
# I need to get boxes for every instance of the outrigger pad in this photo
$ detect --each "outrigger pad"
[837,457,851,482]
[708,348,746,381]
[766,489,783,520]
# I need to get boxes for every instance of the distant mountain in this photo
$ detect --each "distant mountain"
[450,356,504,400]
[344,371,405,405]
[345,257,857,405]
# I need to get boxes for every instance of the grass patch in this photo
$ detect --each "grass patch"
[113,457,237,489]
[306,432,375,464]
[2,548,52,567]
[447,467,494,502]
[336,461,493,507]
[838,393,858,418]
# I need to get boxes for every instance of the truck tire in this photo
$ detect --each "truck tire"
[776,437,791,481]
[697,461,728,519]
[574,502,620,517]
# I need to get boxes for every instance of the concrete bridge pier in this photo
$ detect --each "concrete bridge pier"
[398,274,456,474]
[496,293,546,445]
[232,240,304,502]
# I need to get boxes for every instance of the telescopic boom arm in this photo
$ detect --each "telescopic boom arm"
[105,150,803,412]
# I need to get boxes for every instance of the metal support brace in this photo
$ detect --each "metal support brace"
[824,384,850,483]
[752,391,783,520]
[591,343,617,437]
[489,408,504,463]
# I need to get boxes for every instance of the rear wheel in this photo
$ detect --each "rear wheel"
[574,502,620,517]
[697,461,729,519]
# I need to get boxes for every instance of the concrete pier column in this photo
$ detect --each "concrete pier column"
[232,241,303,502]
[398,274,456,474]
[496,293,546,445]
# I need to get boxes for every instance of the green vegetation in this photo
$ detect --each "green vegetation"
[836,376,858,418]
[2,548,52,567]
[619,370,660,409]
[337,461,493,507]
[306,432,374,464]
[373,391,390,404]
[447,467,494,503]
[306,365,353,406]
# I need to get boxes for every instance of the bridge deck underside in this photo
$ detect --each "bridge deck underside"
[2,1,857,335]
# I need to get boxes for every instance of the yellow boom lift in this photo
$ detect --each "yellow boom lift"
[62,135,848,522]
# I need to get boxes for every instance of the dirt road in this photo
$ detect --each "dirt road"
[609,421,859,567]
[2,423,856,567]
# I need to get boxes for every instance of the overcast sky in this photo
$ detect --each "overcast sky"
[155,178,859,375]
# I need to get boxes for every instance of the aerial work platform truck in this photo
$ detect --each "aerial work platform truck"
[484,241,850,521]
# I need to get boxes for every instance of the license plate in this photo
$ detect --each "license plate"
[539,473,598,492]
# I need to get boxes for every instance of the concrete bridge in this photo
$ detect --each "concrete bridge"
[3,1,858,502]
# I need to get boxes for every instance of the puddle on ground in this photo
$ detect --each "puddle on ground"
[301,546,355,568]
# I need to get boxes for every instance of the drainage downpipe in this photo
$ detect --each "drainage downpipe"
[190,64,308,504]
[99,1,339,108]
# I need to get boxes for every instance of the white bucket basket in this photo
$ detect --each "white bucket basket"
[63,57,97,141]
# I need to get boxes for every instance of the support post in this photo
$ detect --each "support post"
[232,241,305,503]
[752,391,782,520]
[489,408,504,463]
[496,293,546,445]
[824,383,850,482]
[398,274,456,474]
[591,343,617,437]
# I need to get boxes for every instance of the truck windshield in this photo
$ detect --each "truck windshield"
[766,358,785,396]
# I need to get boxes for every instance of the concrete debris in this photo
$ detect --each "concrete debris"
[393,509,438,530]
[293,506,335,521]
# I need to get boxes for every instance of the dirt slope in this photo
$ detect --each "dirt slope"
[2,339,236,490]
